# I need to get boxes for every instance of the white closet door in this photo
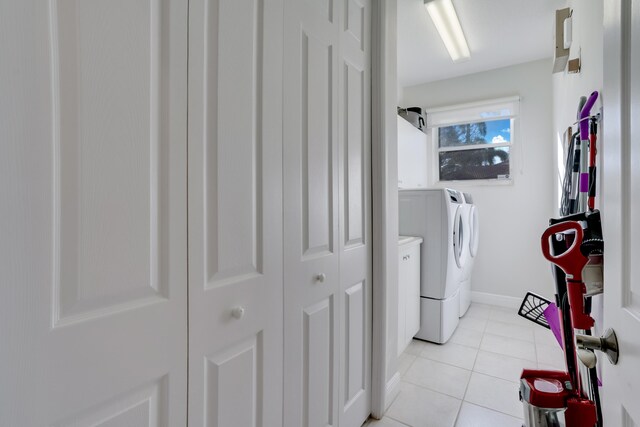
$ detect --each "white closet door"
[283,1,341,426]
[187,0,284,426]
[283,0,371,425]
[0,0,188,425]
[337,0,372,425]
[602,1,640,425]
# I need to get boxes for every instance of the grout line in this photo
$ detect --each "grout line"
[451,398,464,427]
[482,330,536,346]
[476,348,537,364]
[460,401,524,421]
[413,347,477,371]
[401,377,467,401]
[383,414,414,426]
[399,353,419,378]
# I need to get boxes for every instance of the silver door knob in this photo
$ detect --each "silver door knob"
[231,306,245,319]
[576,328,619,365]
[315,273,326,283]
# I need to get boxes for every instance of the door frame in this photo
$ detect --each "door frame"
[370,0,400,418]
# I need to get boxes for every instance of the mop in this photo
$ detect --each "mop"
[518,92,604,427]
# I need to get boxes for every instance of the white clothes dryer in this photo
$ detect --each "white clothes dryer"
[459,192,479,316]
[399,188,467,343]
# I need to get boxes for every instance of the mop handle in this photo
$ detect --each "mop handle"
[579,92,598,141]
[588,118,598,211]
[578,92,599,211]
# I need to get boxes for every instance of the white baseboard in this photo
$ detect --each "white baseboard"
[384,372,401,412]
[471,291,522,309]
[371,371,401,419]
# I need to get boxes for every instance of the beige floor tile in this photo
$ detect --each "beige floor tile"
[404,358,472,399]
[480,333,536,362]
[419,341,479,370]
[473,351,535,383]
[535,343,566,369]
[386,381,462,427]
[464,372,523,418]
[398,353,417,377]
[465,304,492,320]
[485,319,534,342]
[458,315,488,333]
[533,327,561,348]
[488,307,533,327]
[455,402,523,427]
[404,339,429,356]
[449,326,483,348]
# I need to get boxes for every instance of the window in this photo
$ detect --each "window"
[427,97,519,182]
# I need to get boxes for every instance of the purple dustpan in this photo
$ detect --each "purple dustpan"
[543,303,563,348]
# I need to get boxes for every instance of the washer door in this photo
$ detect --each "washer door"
[453,206,464,268]
[469,205,479,258]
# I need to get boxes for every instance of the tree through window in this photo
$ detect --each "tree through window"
[426,97,518,182]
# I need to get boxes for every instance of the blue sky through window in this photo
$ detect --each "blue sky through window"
[484,118,511,144]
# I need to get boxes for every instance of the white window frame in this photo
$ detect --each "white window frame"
[426,96,520,186]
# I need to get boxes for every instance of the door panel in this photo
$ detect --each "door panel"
[344,281,366,403]
[338,1,371,425]
[343,63,365,248]
[304,298,335,427]
[53,379,166,427]
[284,0,371,425]
[302,31,334,257]
[54,0,169,323]
[204,335,262,427]
[188,0,283,425]
[602,0,640,425]
[0,0,188,424]
[284,0,340,426]
[203,0,265,287]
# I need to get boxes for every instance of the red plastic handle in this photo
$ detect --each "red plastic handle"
[541,221,594,329]
[541,221,587,281]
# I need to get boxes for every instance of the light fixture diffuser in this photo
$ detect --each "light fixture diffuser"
[424,0,470,62]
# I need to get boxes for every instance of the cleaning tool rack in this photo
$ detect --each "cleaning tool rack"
[517,91,616,427]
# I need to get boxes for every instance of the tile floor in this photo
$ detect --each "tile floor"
[364,303,566,427]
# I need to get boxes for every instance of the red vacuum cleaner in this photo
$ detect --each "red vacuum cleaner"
[518,92,608,427]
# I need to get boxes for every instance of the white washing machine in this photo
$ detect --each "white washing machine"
[459,192,479,317]
[399,188,467,343]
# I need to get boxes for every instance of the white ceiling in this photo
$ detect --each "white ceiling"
[397,0,563,88]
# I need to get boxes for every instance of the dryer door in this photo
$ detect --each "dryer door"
[453,206,464,268]
[469,205,479,258]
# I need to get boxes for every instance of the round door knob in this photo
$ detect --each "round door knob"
[231,306,245,319]
[316,273,326,283]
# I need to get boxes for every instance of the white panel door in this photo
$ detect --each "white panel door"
[0,0,188,425]
[283,1,341,424]
[187,0,284,426]
[602,1,640,425]
[338,0,372,425]
[283,0,371,425]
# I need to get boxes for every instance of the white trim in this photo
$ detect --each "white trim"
[425,95,521,115]
[383,372,401,412]
[470,291,522,309]
[437,141,512,152]
[370,0,397,419]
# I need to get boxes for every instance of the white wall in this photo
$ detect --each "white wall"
[552,1,603,212]
[401,59,556,301]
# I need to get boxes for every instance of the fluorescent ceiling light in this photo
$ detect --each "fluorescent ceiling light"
[424,0,470,62]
